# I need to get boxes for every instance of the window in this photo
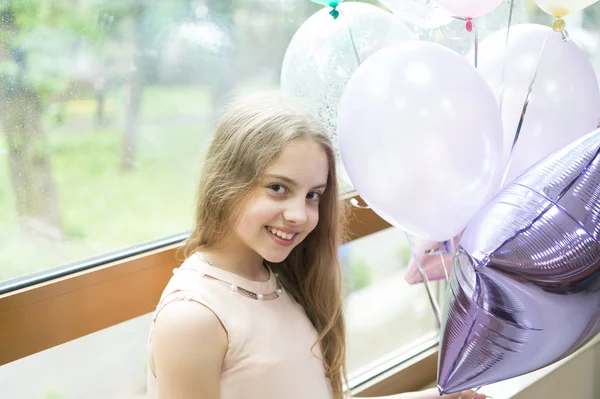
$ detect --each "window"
[3,1,599,281]
[342,228,439,375]
[0,0,325,283]
[1,0,599,396]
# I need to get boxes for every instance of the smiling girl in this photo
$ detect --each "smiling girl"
[147,92,483,399]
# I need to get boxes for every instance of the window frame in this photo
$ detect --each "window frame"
[0,193,438,393]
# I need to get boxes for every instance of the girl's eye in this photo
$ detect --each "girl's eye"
[269,184,287,195]
[307,192,321,201]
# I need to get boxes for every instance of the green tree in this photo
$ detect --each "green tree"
[0,0,175,236]
[119,0,191,168]
[0,0,101,238]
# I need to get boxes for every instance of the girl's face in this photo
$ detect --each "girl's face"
[234,137,329,264]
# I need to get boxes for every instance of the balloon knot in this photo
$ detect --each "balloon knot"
[329,8,339,19]
[552,18,566,32]
[466,18,473,32]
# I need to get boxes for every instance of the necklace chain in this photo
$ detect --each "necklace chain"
[196,253,283,301]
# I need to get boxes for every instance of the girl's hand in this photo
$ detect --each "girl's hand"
[435,389,487,399]
[378,387,488,399]
[411,387,486,399]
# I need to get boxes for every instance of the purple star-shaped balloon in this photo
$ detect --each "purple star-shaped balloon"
[438,128,600,394]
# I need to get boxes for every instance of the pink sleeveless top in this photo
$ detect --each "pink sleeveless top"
[147,252,334,399]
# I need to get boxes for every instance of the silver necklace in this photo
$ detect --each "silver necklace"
[196,253,283,301]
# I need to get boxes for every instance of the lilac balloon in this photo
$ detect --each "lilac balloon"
[438,128,600,394]
[474,24,600,185]
[337,41,503,241]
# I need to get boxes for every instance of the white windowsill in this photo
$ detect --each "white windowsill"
[482,334,599,399]
[421,334,599,399]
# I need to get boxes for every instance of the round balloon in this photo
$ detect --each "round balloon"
[436,0,504,18]
[379,0,453,29]
[281,2,412,142]
[532,0,599,17]
[337,41,504,241]
[472,24,600,184]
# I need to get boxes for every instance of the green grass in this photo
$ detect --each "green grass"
[0,83,356,282]
[51,127,199,243]
[0,85,212,281]
[42,388,69,399]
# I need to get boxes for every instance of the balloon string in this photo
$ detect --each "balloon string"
[447,16,478,67]
[439,245,450,282]
[505,0,515,47]
[338,9,362,67]
[449,234,457,257]
[473,22,478,68]
[498,0,517,118]
[499,32,550,187]
[424,240,451,281]
[405,232,442,328]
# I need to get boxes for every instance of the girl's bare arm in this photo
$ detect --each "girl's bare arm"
[151,300,228,399]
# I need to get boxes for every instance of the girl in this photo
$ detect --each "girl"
[147,92,484,399]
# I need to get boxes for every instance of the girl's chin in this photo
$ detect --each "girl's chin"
[262,252,291,264]
[260,245,299,264]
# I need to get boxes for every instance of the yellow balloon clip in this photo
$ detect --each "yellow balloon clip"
[552,18,566,32]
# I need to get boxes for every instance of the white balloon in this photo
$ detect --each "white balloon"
[436,0,504,18]
[472,24,600,184]
[379,0,453,29]
[532,0,599,17]
[280,2,413,140]
[338,42,504,241]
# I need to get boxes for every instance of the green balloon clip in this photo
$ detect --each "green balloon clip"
[310,0,343,19]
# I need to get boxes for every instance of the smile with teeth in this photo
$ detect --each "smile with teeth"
[267,226,297,241]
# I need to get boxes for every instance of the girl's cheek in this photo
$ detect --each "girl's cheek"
[309,210,320,230]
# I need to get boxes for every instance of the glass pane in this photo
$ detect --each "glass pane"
[3,0,599,284]
[342,227,438,374]
[0,0,325,283]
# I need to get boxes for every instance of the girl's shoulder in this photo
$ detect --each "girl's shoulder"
[152,297,226,343]
[152,252,234,331]
[163,252,213,292]
[149,292,228,396]
[165,253,248,299]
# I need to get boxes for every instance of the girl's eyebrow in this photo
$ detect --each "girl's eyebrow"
[264,173,327,190]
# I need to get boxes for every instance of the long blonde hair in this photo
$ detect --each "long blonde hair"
[184,91,348,397]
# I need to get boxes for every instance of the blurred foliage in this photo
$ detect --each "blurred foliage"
[345,256,372,292]
[42,387,69,399]
[0,0,191,102]
[0,0,102,99]
[397,244,411,270]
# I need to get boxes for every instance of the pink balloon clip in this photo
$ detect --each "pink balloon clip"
[466,18,473,32]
